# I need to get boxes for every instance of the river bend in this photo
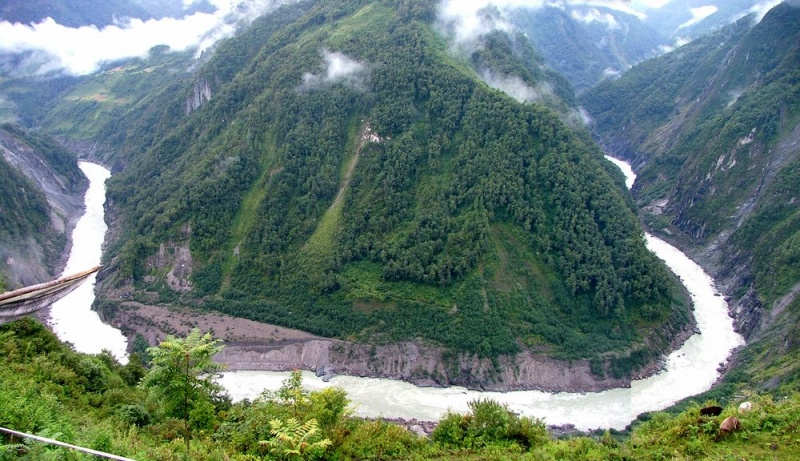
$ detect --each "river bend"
[54,158,744,430]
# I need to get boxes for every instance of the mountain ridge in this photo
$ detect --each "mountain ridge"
[63,0,691,389]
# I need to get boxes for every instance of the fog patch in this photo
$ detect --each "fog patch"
[577,106,593,126]
[0,0,300,76]
[749,0,783,22]
[481,69,545,103]
[437,1,646,50]
[603,67,622,79]
[726,89,744,108]
[571,8,621,29]
[301,50,366,91]
[678,5,718,29]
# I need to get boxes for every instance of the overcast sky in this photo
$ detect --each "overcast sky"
[0,0,783,77]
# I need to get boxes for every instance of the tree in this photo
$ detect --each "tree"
[142,329,226,455]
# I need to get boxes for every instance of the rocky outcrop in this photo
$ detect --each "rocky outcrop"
[186,78,212,115]
[215,337,670,393]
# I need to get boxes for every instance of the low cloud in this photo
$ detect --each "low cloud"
[301,50,366,90]
[437,1,644,49]
[678,5,719,29]
[631,0,672,9]
[749,0,783,22]
[481,69,544,103]
[0,0,299,76]
[571,8,621,29]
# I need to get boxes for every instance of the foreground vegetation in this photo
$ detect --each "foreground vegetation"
[2,319,799,460]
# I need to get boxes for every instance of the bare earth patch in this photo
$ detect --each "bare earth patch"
[112,301,319,346]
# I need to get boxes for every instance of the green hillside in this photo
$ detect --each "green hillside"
[79,0,688,371]
[581,2,800,391]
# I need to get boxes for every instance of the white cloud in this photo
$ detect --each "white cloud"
[631,0,672,9]
[481,69,544,103]
[749,0,783,23]
[301,50,366,90]
[0,0,299,76]
[437,0,646,48]
[678,5,719,29]
[571,8,621,29]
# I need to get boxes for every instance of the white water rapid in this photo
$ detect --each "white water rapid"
[54,157,743,430]
[48,162,128,364]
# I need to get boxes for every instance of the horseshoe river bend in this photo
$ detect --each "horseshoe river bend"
[48,158,744,431]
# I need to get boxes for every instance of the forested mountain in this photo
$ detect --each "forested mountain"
[641,0,784,40]
[0,124,85,290]
[0,0,214,27]
[0,0,152,27]
[582,2,800,392]
[508,5,667,92]
[42,0,688,378]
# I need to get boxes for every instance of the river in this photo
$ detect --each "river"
[48,162,128,364]
[54,158,744,430]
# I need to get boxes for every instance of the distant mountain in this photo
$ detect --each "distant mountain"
[509,5,668,92]
[582,1,800,392]
[0,0,214,27]
[0,0,152,27]
[640,0,782,40]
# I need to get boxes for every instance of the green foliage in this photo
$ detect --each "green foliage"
[339,419,420,460]
[142,329,227,453]
[4,321,800,460]
[260,418,332,461]
[432,399,548,450]
[0,154,50,241]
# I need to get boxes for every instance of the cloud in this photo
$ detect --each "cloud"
[678,5,719,29]
[0,0,299,76]
[481,69,544,103]
[631,0,672,9]
[437,1,644,48]
[748,0,783,22]
[570,8,621,29]
[301,50,366,90]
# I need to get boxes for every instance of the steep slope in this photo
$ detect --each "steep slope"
[83,0,689,386]
[0,124,85,290]
[509,5,667,92]
[582,2,800,391]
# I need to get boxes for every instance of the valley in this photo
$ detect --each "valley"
[0,1,799,455]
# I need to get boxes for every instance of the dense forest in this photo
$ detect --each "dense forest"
[63,0,691,370]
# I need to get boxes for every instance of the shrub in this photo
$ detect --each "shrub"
[339,420,420,460]
[117,404,152,427]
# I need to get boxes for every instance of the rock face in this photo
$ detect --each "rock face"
[215,338,647,392]
[186,78,212,115]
